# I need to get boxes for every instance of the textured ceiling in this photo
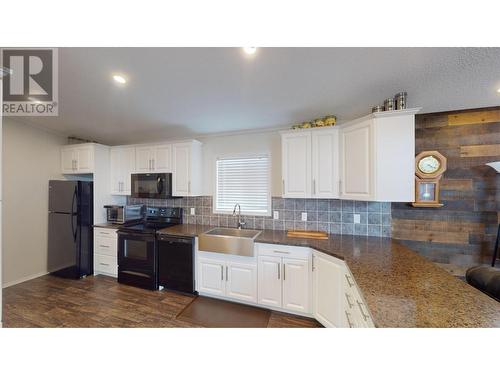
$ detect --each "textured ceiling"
[10,47,500,145]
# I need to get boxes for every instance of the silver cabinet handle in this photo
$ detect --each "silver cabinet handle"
[188,181,191,194]
[226,266,228,281]
[283,263,286,281]
[100,245,110,248]
[99,232,109,235]
[339,180,342,193]
[99,262,110,266]
[345,311,354,328]
[345,274,354,288]
[220,265,224,281]
[75,160,78,170]
[313,179,316,195]
[277,263,280,280]
[312,255,315,272]
[273,250,290,254]
[357,300,370,322]
[345,293,354,309]
[282,179,285,193]
[152,158,155,170]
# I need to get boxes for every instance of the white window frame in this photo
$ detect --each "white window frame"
[213,153,272,217]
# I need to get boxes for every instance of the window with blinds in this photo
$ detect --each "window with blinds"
[215,155,271,216]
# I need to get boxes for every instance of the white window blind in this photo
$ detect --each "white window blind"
[215,155,270,216]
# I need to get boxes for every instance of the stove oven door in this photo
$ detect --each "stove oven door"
[117,230,157,290]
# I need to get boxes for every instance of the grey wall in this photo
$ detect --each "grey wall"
[2,119,66,286]
[128,196,392,237]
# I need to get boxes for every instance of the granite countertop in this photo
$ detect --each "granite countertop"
[94,222,123,229]
[158,224,500,328]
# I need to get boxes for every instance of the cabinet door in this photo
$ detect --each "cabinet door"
[172,143,191,196]
[312,129,339,198]
[313,252,342,327]
[198,258,225,296]
[61,148,76,174]
[281,132,311,198]
[110,148,122,194]
[153,144,172,172]
[76,146,94,173]
[136,147,153,172]
[121,147,136,194]
[225,262,257,303]
[282,258,310,313]
[340,120,372,200]
[257,256,282,308]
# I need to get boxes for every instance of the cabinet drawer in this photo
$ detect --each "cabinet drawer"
[257,243,310,260]
[94,227,117,239]
[95,236,117,257]
[95,254,117,276]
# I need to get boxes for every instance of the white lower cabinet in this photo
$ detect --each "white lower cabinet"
[196,243,374,327]
[257,256,282,308]
[94,228,118,277]
[312,251,343,327]
[257,244,311,314]
[198,258,226,296]
[198,254,257,303]
[226,262,257,303]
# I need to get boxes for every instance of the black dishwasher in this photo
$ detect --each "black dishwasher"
[157,234,196,295]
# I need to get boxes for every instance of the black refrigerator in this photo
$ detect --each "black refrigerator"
[48,180,93,279]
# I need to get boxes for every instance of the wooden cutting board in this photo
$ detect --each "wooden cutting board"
[287,230,328,240]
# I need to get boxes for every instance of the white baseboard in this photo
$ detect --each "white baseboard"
[2,271,49,288]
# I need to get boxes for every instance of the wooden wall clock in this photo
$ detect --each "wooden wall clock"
[412,151,447,207]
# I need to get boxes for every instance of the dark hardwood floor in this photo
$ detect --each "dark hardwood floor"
[2,275,322,328]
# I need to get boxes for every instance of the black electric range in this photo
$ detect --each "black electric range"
[117,207,182,290]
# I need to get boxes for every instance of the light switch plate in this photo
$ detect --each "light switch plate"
[273,210,279,220]
[301,212,307,221]
[354,213,361,224]
[190,207,196,215]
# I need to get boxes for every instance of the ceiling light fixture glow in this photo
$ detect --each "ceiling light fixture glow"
[243,47,257,55]
[113,75,127,84]
[497,88,500,93]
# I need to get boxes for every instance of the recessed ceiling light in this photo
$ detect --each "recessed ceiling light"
[113,75,127,84]
[497,88,500,93]
[243,47,257,55]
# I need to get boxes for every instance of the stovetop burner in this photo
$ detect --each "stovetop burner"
[118,206,183,234]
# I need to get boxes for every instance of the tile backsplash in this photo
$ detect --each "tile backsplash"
[128,196,392,237]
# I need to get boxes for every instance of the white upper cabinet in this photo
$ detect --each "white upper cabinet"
[135,144,172,173]
[110,147,136,195]
[282,129,339,199]
[172,141,202,196]
[154,144,172,172]
[312,128,339,198]
[339,108,418,202]
[281,132,312,198]
[339,119,373,200]
[61,144,95,174]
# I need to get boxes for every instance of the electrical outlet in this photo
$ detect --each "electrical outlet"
[301,212,307,221]
[354,213,361,224]
[273,210,279,220]
[190,207,196,215]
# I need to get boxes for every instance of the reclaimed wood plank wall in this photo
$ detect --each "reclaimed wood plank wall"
[392,107,500,267]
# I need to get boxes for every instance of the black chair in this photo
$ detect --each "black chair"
[465,224,500,301]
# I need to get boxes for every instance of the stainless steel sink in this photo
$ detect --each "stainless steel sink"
[198,228,261,257]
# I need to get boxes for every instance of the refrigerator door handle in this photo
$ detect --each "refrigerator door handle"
[71,186,78,241]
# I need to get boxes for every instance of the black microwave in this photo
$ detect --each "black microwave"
[131,173,174,199]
